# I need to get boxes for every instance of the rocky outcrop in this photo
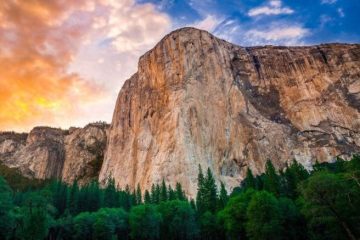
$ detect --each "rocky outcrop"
[62,124,108,185]
[0,123,109,184]
[100,27,360,197]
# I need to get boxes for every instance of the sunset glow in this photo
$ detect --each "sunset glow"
[0,0,358,132]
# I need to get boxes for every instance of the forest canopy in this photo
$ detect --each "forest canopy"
[0,155,359,240]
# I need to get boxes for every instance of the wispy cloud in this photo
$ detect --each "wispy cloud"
[321,0,337,4]
[192,15,222,32]
[337,8,345,17]
[102,1,171,55]
[70,0,171,102]
[248,0,294,17]
[245,24,309,45]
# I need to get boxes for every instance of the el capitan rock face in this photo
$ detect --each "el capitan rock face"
[100,28,360,197]
[0,28,359,197]
[0,123,109,185]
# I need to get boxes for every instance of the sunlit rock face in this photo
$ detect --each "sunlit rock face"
[100,27,360,198]
[0,123,108,185]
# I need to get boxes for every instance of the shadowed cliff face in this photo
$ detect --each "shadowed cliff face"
[0,123,109,185]
[100,27,360,197]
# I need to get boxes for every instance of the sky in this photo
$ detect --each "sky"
[0,0,359,132]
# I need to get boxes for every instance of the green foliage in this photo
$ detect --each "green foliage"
[136,184,142,205]
[218,182,228,209]
[160,179,168,202]
[157,200,198,240]
[151,184,161,204]
[144,190,151,204]
[73,212,96,239]
[243,168,257,189]
[0,154,359,240]
[94,208,129,240]
[217,189,255,239]
[103,178,118,208]
[73,208,128,240]
[68,180,79,215]
[199,211,218,240]
[196,166,218,214]
[0,176,15,240]
[246,191,283,240]
[282,160,309,199]
[0,163,46,191]
[263,160,281,196]
[300,171,359,240]
[129,204,162,240]
[16,192,53,240]
[175,182,186,201]
[168,185,176,200]
[277,197,306,240]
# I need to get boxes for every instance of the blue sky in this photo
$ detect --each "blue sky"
[139,0,360,46]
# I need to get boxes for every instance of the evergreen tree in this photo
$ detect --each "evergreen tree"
[17,193,53,240]
[123,185,132,210]
[50,181,68,217]
[144,190,152,204]
[218,182,228,210]
[263,160,281,196]
[136,184,142,205]
[196,167,218,214]
[131,190,137,206]
[160,179,168,202]
[205,168,218,213]
[67,180,79,215]
[175,182,186,201]
[150,184,161,204]
[283,160,309,199]
[150,184,157,204]
[168,185,176,201]
[199,211,218,240]
[196,165,206,214]
[103,178,118,208]
[0,176,14,240]
[87,181,101,212]
[190,199,196,210]
[244,168,257,189]
[154,184,161,204]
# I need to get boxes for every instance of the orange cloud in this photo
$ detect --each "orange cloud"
[0,0,104,132]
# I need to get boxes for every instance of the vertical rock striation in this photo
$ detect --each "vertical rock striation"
[0,123,109,184]
[100,27,360,197]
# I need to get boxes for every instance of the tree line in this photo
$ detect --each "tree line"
[0,155,359,239]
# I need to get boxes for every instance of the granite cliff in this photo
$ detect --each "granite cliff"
[0,123,108,185]
[100,28,360,197]
[0,28,359,197]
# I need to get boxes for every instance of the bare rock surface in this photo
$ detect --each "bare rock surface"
[100,27,360,197]
[0,123,109,184]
